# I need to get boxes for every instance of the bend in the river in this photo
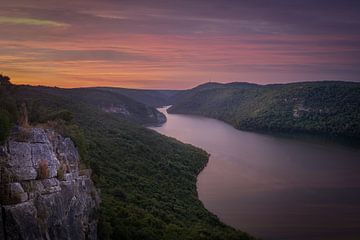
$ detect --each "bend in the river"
[150,107,360,240]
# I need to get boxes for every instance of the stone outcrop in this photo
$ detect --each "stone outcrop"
[0,127,99,240]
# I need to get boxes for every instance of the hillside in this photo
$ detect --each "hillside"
[24,86,167,125]
[0,82,254,240]
[168,81,360,139]
[94,83,258,108]
[96,87,180,107]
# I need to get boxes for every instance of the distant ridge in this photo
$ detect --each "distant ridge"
[168,81,360,140]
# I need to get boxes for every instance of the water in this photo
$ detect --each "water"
[150,107,360,240]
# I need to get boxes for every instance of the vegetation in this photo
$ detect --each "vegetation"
[168,81,360,140]
[0,74,12,86]
[0,75,16,142]
[26,87,166,125]
[2,77,359,239]
[0,109,11,143]
[37,160,50,179]
[57,161,68,180]
[0,81,254,240]
[2,78,359,240]
[96,87,179,107]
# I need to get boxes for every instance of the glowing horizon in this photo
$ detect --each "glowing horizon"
[1,0,359,89]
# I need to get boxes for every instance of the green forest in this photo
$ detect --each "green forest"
[168,81,360,140]
[0,76,254,240]
[3,75,359,240]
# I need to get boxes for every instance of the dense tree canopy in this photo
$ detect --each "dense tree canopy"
[169,81,360,140]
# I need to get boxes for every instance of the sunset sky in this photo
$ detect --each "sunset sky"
[1,0,360,89]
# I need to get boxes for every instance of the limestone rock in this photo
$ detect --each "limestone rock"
[3,201,42,240]
[0,182,28,205]
[29,128,49,143]
[31,143,59,178]
[0,127,99,240]
[7,142,37,181]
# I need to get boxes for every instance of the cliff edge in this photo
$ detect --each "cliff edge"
[0,127,99,240]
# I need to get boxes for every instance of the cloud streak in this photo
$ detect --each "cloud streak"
[0,16,69,28]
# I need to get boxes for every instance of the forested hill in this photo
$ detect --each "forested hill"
[0,79,254,240]
[168,81,360,139]
[96,87,180,107]
[20,86,167,125]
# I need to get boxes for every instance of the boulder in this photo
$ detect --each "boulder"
[7,142,36,181]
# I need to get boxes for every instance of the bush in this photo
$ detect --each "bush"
[37,160,50,179]
[0,110,11,143]
[57,161,68,180]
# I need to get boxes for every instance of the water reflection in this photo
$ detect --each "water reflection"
[150,107,360,240]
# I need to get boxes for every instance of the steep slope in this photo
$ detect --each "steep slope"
[96,87,180,107]
[1,84,254,240]
[169,81,360,139]
[0,127,99,239]
[26,86,166,125]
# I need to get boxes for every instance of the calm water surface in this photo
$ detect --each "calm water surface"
[150,107,360,240]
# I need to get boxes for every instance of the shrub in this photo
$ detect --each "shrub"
[56,161,68,180]
[0,110,11,143]
[57,168,65,180]
[37,160,50,179]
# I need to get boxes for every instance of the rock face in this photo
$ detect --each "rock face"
[0,127,99,240]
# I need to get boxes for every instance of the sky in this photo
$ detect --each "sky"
[0,0,360,89]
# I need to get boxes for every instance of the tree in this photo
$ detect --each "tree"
[0,74,12,86]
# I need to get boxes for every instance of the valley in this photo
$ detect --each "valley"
[1,78,360,240]
[0,81,253,240]
[2,1,359,239]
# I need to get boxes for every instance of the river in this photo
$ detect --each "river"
[149,107,360,240]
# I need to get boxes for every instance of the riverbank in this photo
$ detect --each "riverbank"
[152,108,360,240]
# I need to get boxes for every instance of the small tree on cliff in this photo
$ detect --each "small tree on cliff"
[18,103,29,127]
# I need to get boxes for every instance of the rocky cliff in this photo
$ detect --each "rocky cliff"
[0,127,99,240]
